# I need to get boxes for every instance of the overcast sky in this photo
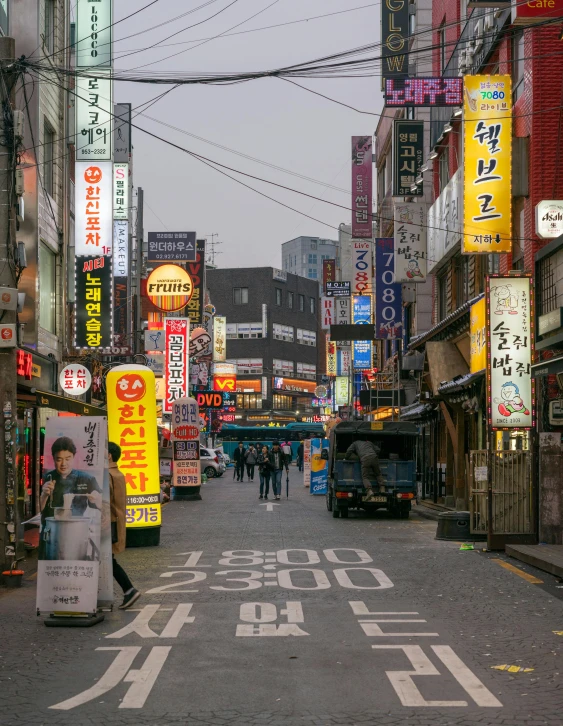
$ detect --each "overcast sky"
[112,0,382,268]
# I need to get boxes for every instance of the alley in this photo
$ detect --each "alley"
[1,468,563,726]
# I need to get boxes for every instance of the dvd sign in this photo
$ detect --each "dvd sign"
[195,391,225,409]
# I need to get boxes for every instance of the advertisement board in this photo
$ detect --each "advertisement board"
[113,220,128,277]
[310,438,329,495]
[352,136,373,238]
[75,74,112,160]
[172,397,201,490]
[165,318,189,414]
[326,281,351,297]
[463,75,512,254]
[337,347,352,376]
[393,120,424,197]
[375,238,402,339]
[76,0,112,67]
[186,239,206,323]
[75,255,113,349]
[147,232,197,262]
[146,264,194,312]
[381,0,409,78]
[335,376,350,405]
[393,202,427,282]
[353,295,372,369]
[113,163,128,220]
[427,168,463,273]
[535,201,563,239]
[352,240,373,295]
[213,316,226,361]
[386,78,463,107]
[321,296,335,331]
[323,258,336,290]
[113,103,131,162]
[107,365,162,527]
[326,340,337,376]
[470,297,487,373]
[75,162,113,256]
[303,439,311,488]
[334,297,351,327]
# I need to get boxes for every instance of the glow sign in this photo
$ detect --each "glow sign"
[385,78,463,107]
[486,275,533,429]
[351,136,373,239]
[172,397,201,490]
[75,73,112,160]
[352,240,373,294]
[106,365,161,528]
[213,316,226,361]
[335,376,350,406]
[113,163,128,220]
[164,318,189,414]
[75,162,113,256]
[353,296,372,369]
[76,0,112,67]
[59,363,92,396]
[326,341,337,376]
[146,264,194,312]
[375,238,402,339]
[321,296,335,331]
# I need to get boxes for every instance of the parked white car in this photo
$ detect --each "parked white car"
[200,447,226,478]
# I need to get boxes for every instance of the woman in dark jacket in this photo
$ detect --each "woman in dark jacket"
[257,445,271,499]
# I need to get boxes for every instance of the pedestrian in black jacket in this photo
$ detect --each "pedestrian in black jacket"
[257,446,271,499]
[297,442,304,472]
[269,442,288,500]
[245,444,258,481]
[233,442,246,482]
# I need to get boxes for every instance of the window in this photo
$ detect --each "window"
[288,291,294,309]
[273,359,294,375]
[308,253,317,264]
[233,358,263,374]
[236,394,262,409]
[299,294,305,312]
[43,120,55,199]
[275,288,282,306]
[537,255,556,316]
[377,163,386,203]
[438,270,448,321]
[296,362,316,380]
[438,23,446,73]
[439,151,449,193]
[512,200,525,271]
[273,394,293,410]
[310,297,315,315]
[297,328,317,346]
[512,30,525,102]
[307,268,318,279]
[302,254,307,265]
[487,254,500,275]
[39,242,56,333]
[273,323,294,342]
[227,322,263,338]
[233,287,248,305]
[310,240,317,250]
[44,0,55,54]
[321,254,331,261]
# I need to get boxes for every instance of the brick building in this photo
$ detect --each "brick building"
[206,268,325,424]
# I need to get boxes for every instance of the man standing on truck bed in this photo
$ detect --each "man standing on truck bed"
[344,437,384,502]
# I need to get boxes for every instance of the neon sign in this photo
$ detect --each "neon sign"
[385,78,463,107]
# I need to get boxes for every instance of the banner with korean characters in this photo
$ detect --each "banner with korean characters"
[172,397,201,491]
[463,75,512,254]
[75,162,113,256]
[352,240,373,295]
[337,347,352,376]
[186,239,206,324]
[351,136,372,238]
[334,297,351,327]
[393,202,427,282]
[470,297,486,373]
[321,296,335,331]
[107,365,162,528]
[36,416,110,614]
[335,376,350,405]
[486,275,533,429]
[323,258,336,291]
[75,255,113,349]
[393,120,424,197]
[165,318,190,414]
[326,340,337,376]
[375,238,403,339]
[352,296,372,369]
[75,73,112,161]
[213,316,226,361]
[303,439,311,488]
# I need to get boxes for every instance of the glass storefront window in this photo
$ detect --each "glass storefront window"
[236,394,263,409]
[273,394,293,410]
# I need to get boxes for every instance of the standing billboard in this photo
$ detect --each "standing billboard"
[172,397,201,494]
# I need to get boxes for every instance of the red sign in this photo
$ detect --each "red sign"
[384,78,463,107]
[514,0,563,23]
[16,350,32,380]
[174,424,200,440]
[323,258,336,289]
[214,375,236,392]
[165,318,189,414]
[195,391,225,409]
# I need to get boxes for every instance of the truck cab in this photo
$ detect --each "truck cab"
[325,421,418,519]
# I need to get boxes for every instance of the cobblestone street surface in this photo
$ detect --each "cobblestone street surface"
[2,468,563,726]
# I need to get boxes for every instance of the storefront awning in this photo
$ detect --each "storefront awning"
[35,390,107,416]
[437,370,484,394]
[531,356,563,378]
[426,341,469,396]
[400,401,437,421]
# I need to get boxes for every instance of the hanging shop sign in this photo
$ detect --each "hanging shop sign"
[337,347,352,376]
[486,275,533,429]
[107,365,162,527]
[321,296,335,331]
[59,363,92,396]
[326,281,351,297]
[190,326,212,358]
[75,255,113,349]
[535,200,563,239]
[428,167,463,273]
[352,240,373,294]
[213,316,227,362]
[172,397,201,489]
[393,120,424,197]
[393,202,427,282]
[186,239,206,324]
[113,220,128,278]
[463,75,512,254]
[513,0,563,23]
[145,353,164,376]
[75,73,113,160]
[385,77,463,107]
[351,136,373,239]
[375,238,403,339]
[381,0,409,79]
[146,264,194,312]
[164,318,189,414]
[76,0,112,67]
[113,163,128,220]
[335,376,350,406]
[114,103,131,162]
[0,323,16,347]
[195,391,225,410]
[144,328,164,352]
[16,349,32,379]
[214,374,237,392]
[470,297,487,373]
[75,162,113,256]
[147,232,197,262]
[323,258,336,291]
[326,341,337,376]
[334,297,351,326]
[353,295,372,369]
[0,286,17,311]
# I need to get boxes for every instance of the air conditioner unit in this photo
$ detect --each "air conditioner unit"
[458,49,467,76]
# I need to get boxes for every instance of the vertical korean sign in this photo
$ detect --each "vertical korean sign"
[463,75,512,254]
[393,120,424,197]
[486,276,533,429]
[393,202,427,282]
[75,255,113,348]
[381,0,409,79]
[352,240,373,294]
[172,397,201,491]
[213,316,226,362]
[165,318,189,414]
[323,258,336,291]
[470,297,487,373]
[375,238,402,339]
[187,239,206,324]
[107,365,161,529]
[326,341,337,376]
[353,296,372,369]
[352,136,372,239]
[37,417,108,614]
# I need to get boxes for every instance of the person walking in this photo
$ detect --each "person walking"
[344,437,384,503]
[233,442,246,482]
[269,441,288,501]
[108,442,140,609]
[245,444,258,481]
[297,441,304,472]
[257,445,271,499]
[282,441,292,465]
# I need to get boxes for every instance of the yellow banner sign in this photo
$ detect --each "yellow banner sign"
[463,75,512,254]
[470,297,486,373]
[107,365,162,528]
[326,340,337,376]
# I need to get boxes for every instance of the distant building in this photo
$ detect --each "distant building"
[206,267,324,424]
[281,236,337,282]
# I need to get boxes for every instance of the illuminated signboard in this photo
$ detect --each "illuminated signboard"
[113,163,129,220]
[164,318,189,414]
[76,0,112,67]
[385,78,463,107]
[353,296,372,369]
[147,232,197,262]
[393,120,424,197]
[351,137,373,239]
[146,264,194,312]
[75,162,113,256]
[393,202,427,282]
[75,255,113,349]
[381,0,408,79]
[75,73,113,160]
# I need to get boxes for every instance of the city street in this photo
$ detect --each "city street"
[1,467,563,726]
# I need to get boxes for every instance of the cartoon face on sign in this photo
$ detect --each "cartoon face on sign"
[84,166,103,184]
[493,381,530,419]
[115,373,146,402]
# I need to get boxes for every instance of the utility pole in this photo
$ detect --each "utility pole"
[0,37,18,572]
[134,187,144,353]
[206,233,222,266]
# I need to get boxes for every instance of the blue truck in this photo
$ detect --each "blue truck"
[324,421,418,519]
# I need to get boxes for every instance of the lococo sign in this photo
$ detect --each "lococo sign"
[535,201,563,239]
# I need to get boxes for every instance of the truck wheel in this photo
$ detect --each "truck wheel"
[332,505,340,518]
[340,507,349,518]
[400,505,410,519]
[326,489,333,512]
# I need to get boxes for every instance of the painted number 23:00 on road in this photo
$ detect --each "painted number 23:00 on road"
[148,549,394,593]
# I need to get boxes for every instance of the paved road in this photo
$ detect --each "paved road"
[2,467,563,726]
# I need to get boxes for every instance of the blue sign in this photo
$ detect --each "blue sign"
[353,295,372,369]
[375,238,403,339]
[310,438,329,495]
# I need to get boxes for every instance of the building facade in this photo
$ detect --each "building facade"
[281,236,337,282]
[206,267,324,424]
